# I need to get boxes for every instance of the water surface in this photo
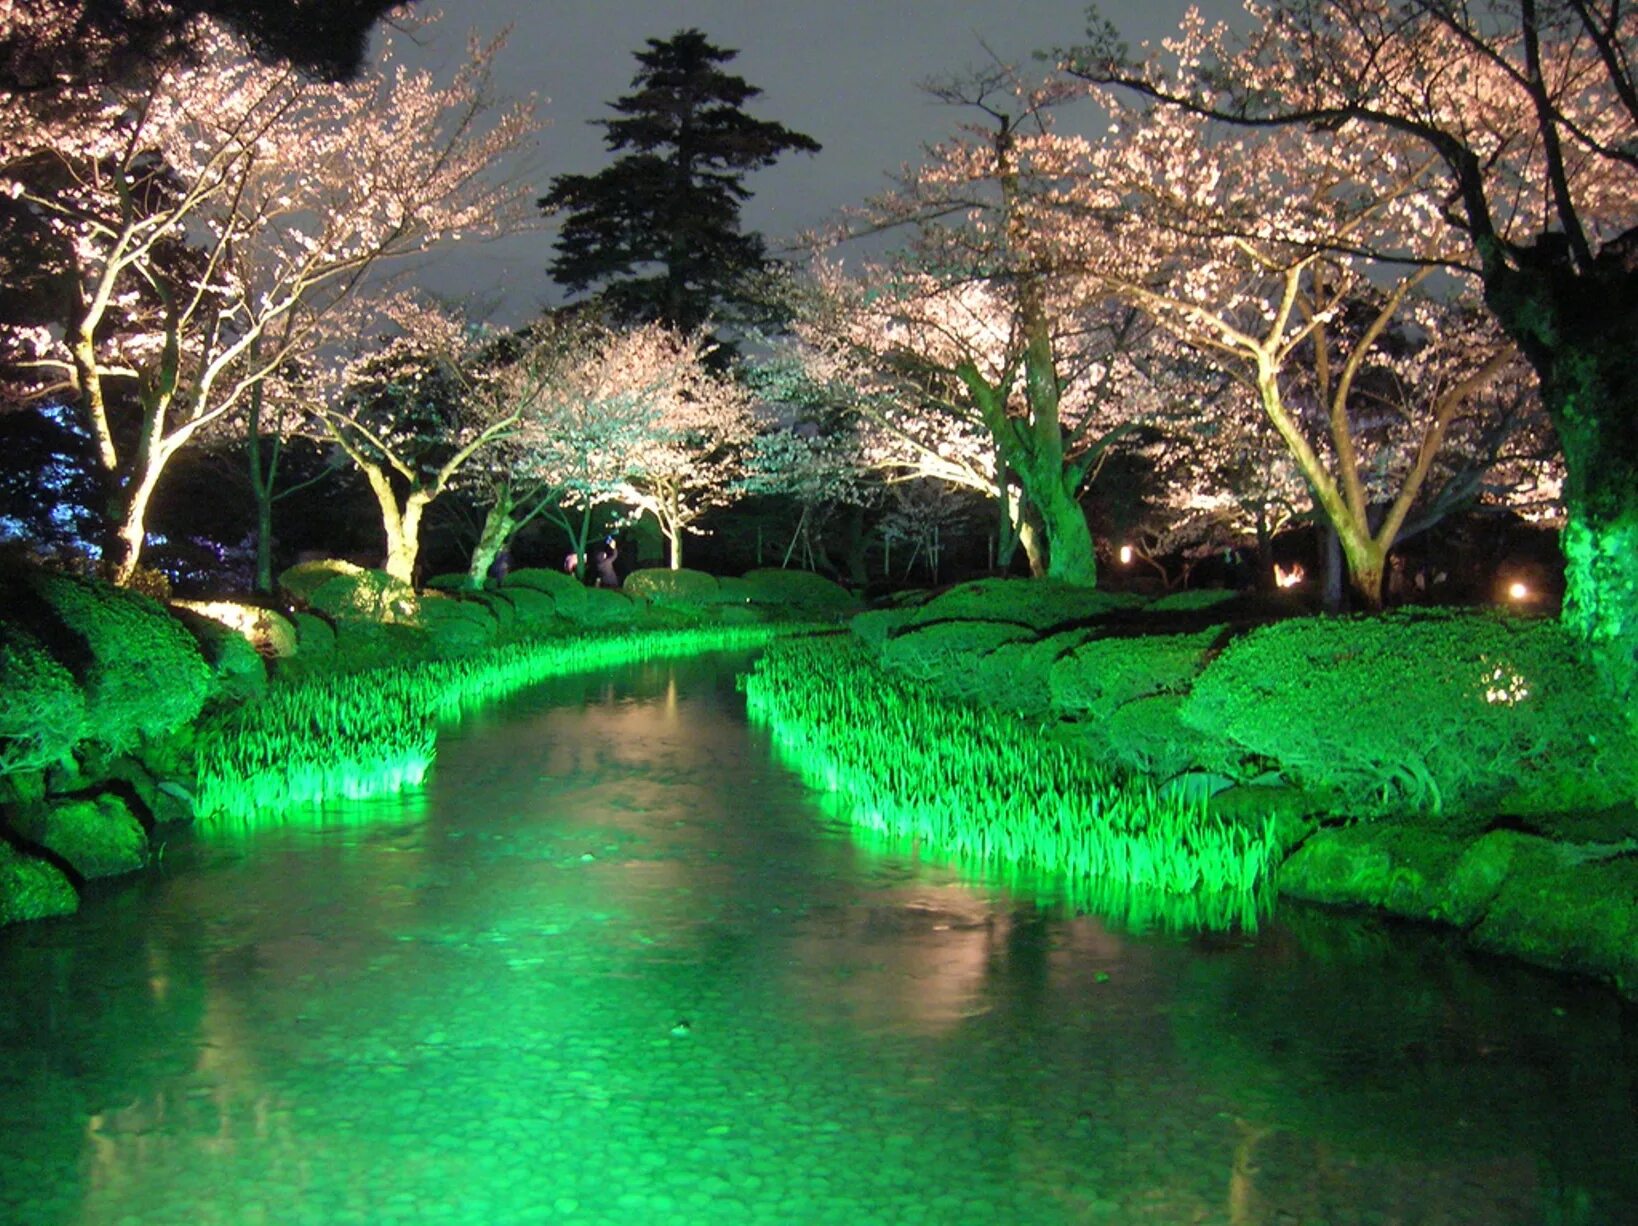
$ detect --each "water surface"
[1,652,1634,1225]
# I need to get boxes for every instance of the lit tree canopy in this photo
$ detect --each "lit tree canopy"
[0,15,537,583]
[1062,0,1638,686]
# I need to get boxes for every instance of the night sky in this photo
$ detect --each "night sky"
[394,0,1246,325]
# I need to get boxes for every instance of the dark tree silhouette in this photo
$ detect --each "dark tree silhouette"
[540,29,820,342]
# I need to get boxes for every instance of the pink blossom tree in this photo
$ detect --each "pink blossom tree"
[1063,0,1638,683]
[0,15,537,584]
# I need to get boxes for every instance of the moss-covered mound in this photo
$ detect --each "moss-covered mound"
[0,839,77,924]
[1181,610,1638,817]
[1279,821,1638,998]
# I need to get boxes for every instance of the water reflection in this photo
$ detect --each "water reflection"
[0,651,1633,1225]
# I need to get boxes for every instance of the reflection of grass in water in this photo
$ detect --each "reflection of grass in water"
[742,635,1279,928]
[195,626,790,825]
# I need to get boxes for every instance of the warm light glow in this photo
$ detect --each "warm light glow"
[1118,544,1133,565]
[1274,563,1304,588]
[1507,580,1529,601]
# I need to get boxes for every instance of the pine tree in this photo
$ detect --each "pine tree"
[540,29,820,341]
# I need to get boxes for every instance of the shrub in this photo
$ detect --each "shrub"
[462,591,517,636]
[423,573,472,592]
[496,586,560,633]
[1180,610,1638,817]
[965,627,1102,719]
[878,619,1035,686]
[1147,588,1243,614]
[623,567,722,605]
[415,595,498,656]
[0,625,85,776]
[173,609,267,704]
[277,558,364,606]
[503,567,588,615]
[906,578,1142,631]
[1049,626,1225,721]
[848,607,905,653]
[25,571,212,754]
[308,568,418,623]
[569,587,643,626]
[715,576,754,605]
[333,620,432,671]
[738,568,856,617]
[292,612,335,657]
[1102,693,1233,779]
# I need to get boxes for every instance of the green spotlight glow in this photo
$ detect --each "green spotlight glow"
[741,635,1278,927]
[195,625,797,824]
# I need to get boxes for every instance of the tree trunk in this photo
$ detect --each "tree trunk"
[467,489,517,590]
[1485,247,1638,706]
[1031,473,1097,585]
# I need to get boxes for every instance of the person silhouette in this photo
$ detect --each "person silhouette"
[588,536,620,588]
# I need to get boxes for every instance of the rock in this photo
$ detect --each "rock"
[1469,840,1638,999]
[1276,821,1468,920]
[0,838,77,924]
[8,791,148,879]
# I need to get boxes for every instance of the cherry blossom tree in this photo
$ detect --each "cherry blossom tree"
[0,15,537,584]
[801,71,1168,586]
[1062,0,1638,686]
[1040,65,1535,606]
[454,315,702,586]
[606,324,758,570]
[316,297,520,586]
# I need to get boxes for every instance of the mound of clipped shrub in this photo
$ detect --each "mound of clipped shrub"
[903,578,1144,632]
[496,585,561,633]
[566,587,643,626]
[0,624,86,777]
[277,558,364,605]
[1181,610,1638,816]
[1049,625,1226,722]
[738,568,856,618]
[308,568,418,624]
[503,567,587,609]
[623,567,721,606]
[878,619,1036,692]
[414,594,498,655]
[9,570,213,756]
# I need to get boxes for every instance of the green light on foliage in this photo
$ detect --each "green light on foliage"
[195,625,794,824]
[741,635,1278,927]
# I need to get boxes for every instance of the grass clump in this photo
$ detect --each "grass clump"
[196,624,792,824]
[741,635,1278,911]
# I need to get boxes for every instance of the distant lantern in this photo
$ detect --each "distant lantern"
[1508,580,1530,601]
[1118,545,1133,565]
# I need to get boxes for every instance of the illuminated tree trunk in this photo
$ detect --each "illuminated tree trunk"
[466,483,518,589]
[1481,246,1638,704]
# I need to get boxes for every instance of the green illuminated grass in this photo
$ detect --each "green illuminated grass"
[741,634,1278,912]
[195,625,791,824]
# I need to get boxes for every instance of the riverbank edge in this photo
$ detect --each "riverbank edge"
[761,630,1638,1004]
[0,621,808,929]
